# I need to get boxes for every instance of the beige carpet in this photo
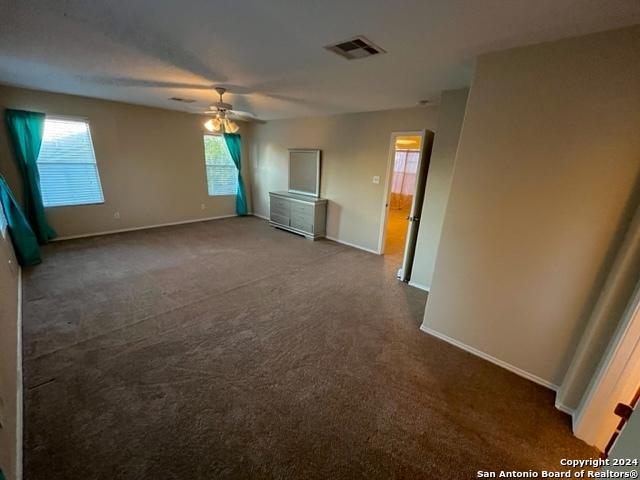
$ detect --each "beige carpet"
[22,216,596,479]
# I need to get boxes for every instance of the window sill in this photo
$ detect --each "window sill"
[44,201,105,209]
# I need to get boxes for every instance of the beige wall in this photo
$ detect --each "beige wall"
[423,26,640,386]
[558,202,640,411]
[0,86,252,239]
[410,88,468,290]
[249,107,439,252]
[0,210,21,480]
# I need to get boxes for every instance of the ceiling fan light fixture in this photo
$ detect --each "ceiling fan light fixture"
[202,87,241,133]
[204,118,216,132]
[224,118,240,133]
[204,116,225,132]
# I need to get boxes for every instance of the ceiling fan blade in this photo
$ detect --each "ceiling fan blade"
[78,75,218,90]
[228,110,265,123]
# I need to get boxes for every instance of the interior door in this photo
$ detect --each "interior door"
[604,391,640,457]
[606,407,640,473]
[398,131,435,282]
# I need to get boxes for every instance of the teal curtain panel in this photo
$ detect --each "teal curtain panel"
[223,132,248,215]
[0,175,42,265]
[5,108,57,243]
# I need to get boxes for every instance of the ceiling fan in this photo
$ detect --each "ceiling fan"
[202,87,258,133]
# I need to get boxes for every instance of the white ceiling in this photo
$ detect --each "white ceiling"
[0,0,638,120]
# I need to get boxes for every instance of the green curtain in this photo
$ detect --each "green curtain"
[223,133,248,215]
[5,109,56,243]
[0,176,42,266]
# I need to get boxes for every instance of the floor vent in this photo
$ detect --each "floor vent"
[325,36,386,60]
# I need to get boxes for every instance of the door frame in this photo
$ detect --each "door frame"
[377,130,426,255]
[574,280,640,450]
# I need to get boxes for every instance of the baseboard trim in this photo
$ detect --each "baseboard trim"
[253,215,378,255]
[555,401,574,416]
[408,280,430,292]
[52,214,238,241]
[419,324,558,391]
[325,236,379,255]
[16,267,23,480]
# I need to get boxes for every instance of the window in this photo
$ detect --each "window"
[37,117,104,207]
[391,149,420,195]
[0,201,7,238]
[390,149,420,210]
[203,134,238,196]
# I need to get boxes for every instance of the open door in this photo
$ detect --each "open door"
[606,406,640,473]
[574,279,640,450]
[398,131,434,281]
[379,131,434,282]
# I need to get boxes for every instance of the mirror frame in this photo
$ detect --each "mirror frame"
[288,148,321,197]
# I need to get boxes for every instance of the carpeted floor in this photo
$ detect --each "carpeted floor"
[22,216,596,479]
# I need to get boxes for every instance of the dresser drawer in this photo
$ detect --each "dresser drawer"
[267,192,326,240]
[290,218,314,234]
[290,203,314,224]
[270,212,290,226]
[270,196,290,217]
[290,201,313,216]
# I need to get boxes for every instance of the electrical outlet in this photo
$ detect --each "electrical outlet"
[372,176,380,184]
[113,211,120,219]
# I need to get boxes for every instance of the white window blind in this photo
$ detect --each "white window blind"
[0,201,7,238]
[203,135,238,196]
[37,118,104,207]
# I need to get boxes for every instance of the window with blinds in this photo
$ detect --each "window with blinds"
[37,117,104,207]
[0,200,7,237]
[203,134,238,196]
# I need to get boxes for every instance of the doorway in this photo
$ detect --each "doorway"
[378,131,434,281]
[574,280,640,451]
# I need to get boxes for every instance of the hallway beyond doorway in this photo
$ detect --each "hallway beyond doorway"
[381,134,424,278]
[384,204,411,257]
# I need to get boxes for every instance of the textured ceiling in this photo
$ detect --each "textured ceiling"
[0,0,638,120]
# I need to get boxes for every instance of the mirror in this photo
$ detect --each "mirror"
[289,149,321,197]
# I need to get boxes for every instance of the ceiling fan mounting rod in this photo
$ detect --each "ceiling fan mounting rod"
[215,86,227,103]
[204,86,240,133]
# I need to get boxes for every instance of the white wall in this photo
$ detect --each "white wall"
[423,25,640,387]
[0,85,252,239]
[410,89,468,290]
[0,207,21,480]
[249,107,439,252]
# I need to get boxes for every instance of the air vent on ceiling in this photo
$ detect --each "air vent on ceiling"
[169,97,196,103]
[325,36,386,60]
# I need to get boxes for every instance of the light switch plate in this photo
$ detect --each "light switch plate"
[372,176,380,184]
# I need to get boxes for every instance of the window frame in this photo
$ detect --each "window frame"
[202,133,239,197]
[37,115,105,208]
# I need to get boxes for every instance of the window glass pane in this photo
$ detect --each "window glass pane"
[203,135,238,196]
[0,201,7,237]
[37,118,104,207]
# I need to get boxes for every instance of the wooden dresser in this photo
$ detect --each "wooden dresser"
[269,191,327,240]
